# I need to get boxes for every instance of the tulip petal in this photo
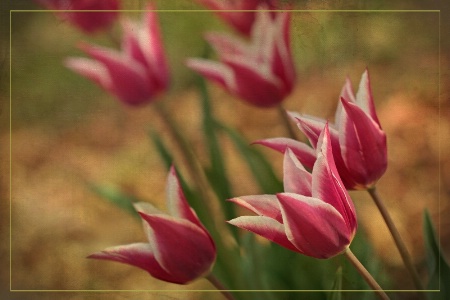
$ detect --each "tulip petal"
[64,57,111,91]
[339,98,387,187]
[334,77,355,129]
[289,113,326,148]
[140,6,170,90]
[139,213,216,284]
[355,69,380,125]
[253,138,316,170]
[80,44,153,105]
[228,216,298,252]
[186,58,237,92]
[272,12,295,93]
[166,166,203,228]
[312,125,357,231]
[277,193,351,258]
[221,55,285,107]
[88,243,180,283]
[283,148,312,196]
[228,194,282,222]
[205,32,248,58]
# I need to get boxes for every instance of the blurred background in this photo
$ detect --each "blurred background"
[1,0,449,299]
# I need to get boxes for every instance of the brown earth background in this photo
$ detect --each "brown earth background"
[1,0,450,299]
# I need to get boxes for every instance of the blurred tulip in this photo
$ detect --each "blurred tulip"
[229,125,357,259]
[187,8,295,108]
[88,166,216,284]
[196,0,277,36]
[65,7,170,106]
[35,0,119,33]
[255,69,387,189]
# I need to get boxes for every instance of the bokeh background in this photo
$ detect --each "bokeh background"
[1,0,449,299]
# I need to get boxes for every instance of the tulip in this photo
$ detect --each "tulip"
[187,8,295,108]
[255,69,387,189]
[35,0,119,33]
[196,0,277,36]
[229,124,357,259]
[65,6,170,106]
[88,166,216,284]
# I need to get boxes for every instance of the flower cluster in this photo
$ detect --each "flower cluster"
[229,124,357,259]
[39,0,428,297]
[65,7,169,106]
[256,69,387,189]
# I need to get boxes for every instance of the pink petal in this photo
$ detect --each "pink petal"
[205,32,248,58]
[312,125,357,232]
[228,216,298,252]
[88,243,180,283]
[334,77,355,129]
[186,58,236,91]
[228,194,282,222]
[139,213,216,283]
[339,98,387,188]
[272,11,295,94]
[289,113,326,149]
[165,166,203,228]
[277,193,351,259]
[222,55,285,107]
[283,148,312,196]
[355,69,380,125]
[140,6,170,90]
[80,44,153,105]
[253,137,316,169]
[64,57,111,90]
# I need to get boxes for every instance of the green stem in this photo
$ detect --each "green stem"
[206,274,236,300]
[153,101,240,288]
[343,248,390,300]
[277,104,297,140]
[368,187,424,291]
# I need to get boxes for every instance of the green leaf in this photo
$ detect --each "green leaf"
[423,209,450,300]
[218,124,283,194]
[149,130,173,170]
[88,183,141,219]
[327,266,343,300]
[197,76,237,228]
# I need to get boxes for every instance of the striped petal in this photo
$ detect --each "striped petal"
[277,193,351,259]
[228,194,282,222]
[253,138,316,170]
[165,166,203,228]
[283,148,312,196]
[228,216,297,252]
[139,213,216,284]
[339,98,387,188]
[88,243,180,283]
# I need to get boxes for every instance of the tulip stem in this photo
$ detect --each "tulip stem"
[153,101,228,230]
[343,248,390,300]
[153,101,241,287]
[368,187,424,290]
[206,274,236,300]
[277,104,297,140]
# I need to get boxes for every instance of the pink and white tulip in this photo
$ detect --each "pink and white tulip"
[255,69,387,189]
[65,7,170,106]
[229,125,357,259]
[88,166,216,284]
[35,0,120,34]
[196,0,277,36]
[187,8,295,108]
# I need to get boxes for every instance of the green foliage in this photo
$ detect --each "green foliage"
[88,183,141,219]
[423,210,450,300]
[217,124,283,195]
